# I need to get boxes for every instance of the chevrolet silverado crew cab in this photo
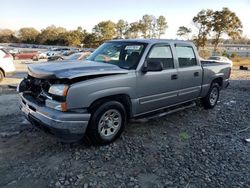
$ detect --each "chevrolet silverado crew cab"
[18,39,231,145]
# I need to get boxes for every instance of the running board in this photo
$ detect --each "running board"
[147,102,196,120]
[134,101,196,121]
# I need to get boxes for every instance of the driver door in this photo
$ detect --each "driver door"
[136,44,180,115]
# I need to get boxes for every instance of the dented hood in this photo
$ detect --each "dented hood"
[28,60,129,79]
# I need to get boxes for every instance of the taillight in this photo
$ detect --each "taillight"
[3,54,12,58]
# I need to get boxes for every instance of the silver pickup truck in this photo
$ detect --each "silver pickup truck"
[18,39,231,145]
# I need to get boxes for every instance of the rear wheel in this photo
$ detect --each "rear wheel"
[202,83,220,109]
[86,101,127,145]
[0,70,4,82]
[33,56,38,61]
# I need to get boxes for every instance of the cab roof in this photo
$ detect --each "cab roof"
[110,38,194,45]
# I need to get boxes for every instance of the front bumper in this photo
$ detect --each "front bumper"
[19,93,91,141]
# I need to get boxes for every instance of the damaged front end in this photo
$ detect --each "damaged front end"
[18,75,67,107]
[18,74,91,141]
[17,74,74,114]
[17,61,129,141]
[18,61,129,108]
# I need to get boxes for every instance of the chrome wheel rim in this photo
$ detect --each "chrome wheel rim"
[209,87,219,106]
[98,109,122,139]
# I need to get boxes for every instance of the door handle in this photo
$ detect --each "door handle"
[171,74,178,80]
[194,72,199,77]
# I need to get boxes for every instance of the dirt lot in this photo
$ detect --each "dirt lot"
[0,60,249,188]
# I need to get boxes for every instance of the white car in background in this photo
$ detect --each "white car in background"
[208,56,233,67]
[0,48,16,82]
[37,51,48,59]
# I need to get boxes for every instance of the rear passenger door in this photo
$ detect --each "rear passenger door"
[136,44,180,114]
[175,44,202,102]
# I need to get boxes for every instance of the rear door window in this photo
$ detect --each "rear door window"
[175,46,197,67]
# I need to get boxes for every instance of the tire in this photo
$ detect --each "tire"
[33,56,38,61]
[202,83,220,109]
[86,101,127,145]
[0,70,4,82]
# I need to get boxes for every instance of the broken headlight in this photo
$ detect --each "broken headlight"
[48,84,69,97]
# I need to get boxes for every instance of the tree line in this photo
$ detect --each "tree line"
[0,8,245,50]
[0,15,167,48]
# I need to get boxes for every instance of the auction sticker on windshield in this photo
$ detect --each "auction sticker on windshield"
[125,45,141,50]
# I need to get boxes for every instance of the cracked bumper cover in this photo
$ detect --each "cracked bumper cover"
[19,93,91,141]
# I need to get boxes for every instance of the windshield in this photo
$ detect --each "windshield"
[87,41,147,69]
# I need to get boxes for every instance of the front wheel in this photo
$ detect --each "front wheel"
[86,101,127,145]
[201,83,220,109]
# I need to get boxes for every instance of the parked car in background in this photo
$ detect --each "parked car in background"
[48,52,91,61]
[13,51,40,60]
[62,49,79,56]
[46,48,71,57]
[18,39,231,145]
[44,51,54,57]
[82,48,95,53]
[7,48,20,56]
[66,52,91,60]
[208,56,233,67]
[0,48,16,82]
[37,52,48,59]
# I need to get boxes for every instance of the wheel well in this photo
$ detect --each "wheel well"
[88,94,132,118]
[0,68,5,77]
[212,77,223,87]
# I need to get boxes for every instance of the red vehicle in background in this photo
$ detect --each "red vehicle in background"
[13,51,40,60]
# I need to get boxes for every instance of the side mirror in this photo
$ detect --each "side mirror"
[142,60,163,73]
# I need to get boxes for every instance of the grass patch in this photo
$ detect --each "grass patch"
[179,132,190,141]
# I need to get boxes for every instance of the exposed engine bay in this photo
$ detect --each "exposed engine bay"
[18,75,66,104]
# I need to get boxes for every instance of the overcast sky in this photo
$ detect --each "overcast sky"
[0,0,249,38]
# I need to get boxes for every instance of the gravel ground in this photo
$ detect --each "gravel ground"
[0,69,249,188]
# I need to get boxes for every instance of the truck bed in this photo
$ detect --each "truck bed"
[201,60,231,66]
[200,60,231,97]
